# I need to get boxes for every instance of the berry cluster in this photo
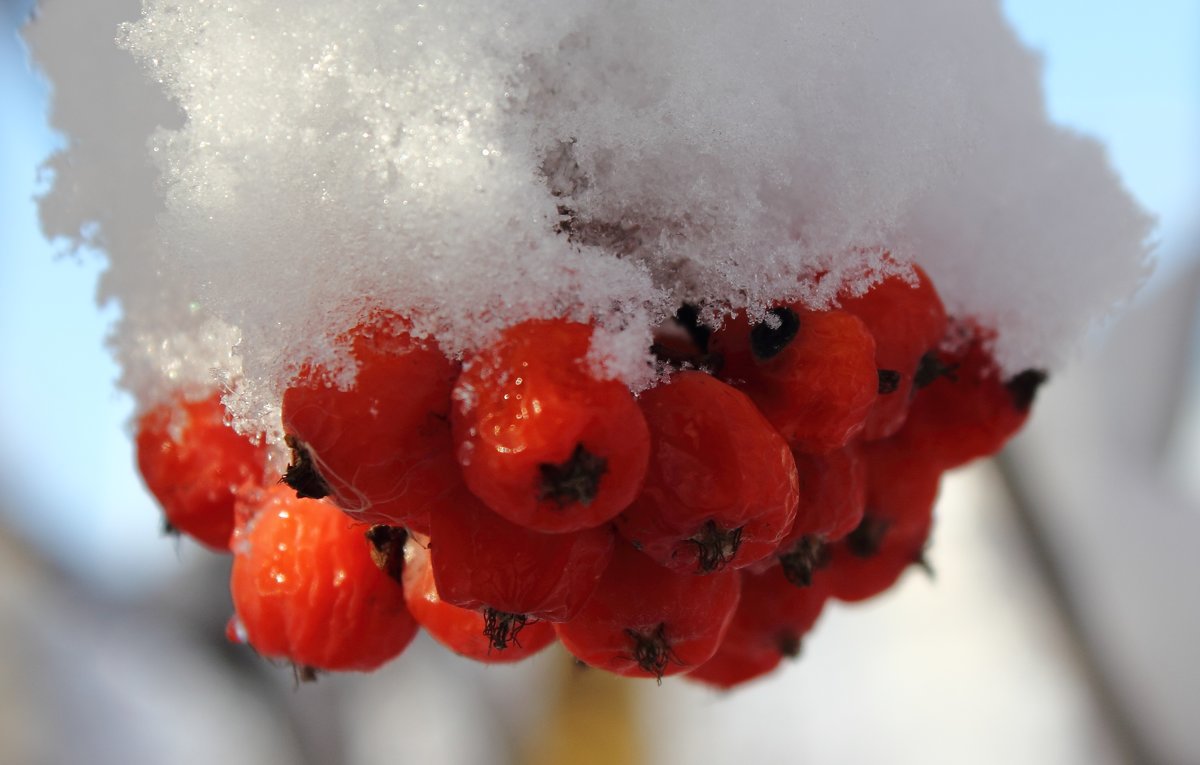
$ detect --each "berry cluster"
[135,265,1046,688]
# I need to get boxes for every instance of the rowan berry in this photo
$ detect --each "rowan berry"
[710,306,878,453]
[396,532,556,662]
[758,444,867,587]
[136,391,269,551]
[898,322,1047,469]
[452,319,650,533]
[826,438,940,602]
[838,263,948,440]
[428,488,615,623]
[687,565,829,689]
[615,371,798,574]
[229,485,419,672]
[281,310,459,534]
[555,541,741,681]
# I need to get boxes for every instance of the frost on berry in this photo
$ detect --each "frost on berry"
[537,443,609,508]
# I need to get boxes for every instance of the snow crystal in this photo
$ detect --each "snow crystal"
[25,0,1152,438]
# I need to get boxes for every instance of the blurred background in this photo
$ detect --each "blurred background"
[1,0,1197,762]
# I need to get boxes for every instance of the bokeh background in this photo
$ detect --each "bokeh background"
[1,0,1197,762]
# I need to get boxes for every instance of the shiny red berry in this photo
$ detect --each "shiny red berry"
[826,438,941,603]
[555,541,741,681]
[758,444,867,586]
[281,311,459,534]
[428,488,615,623]
[899,322,1047,469]
[687,565,829,690]
[136,392,269,551]
[616,371,798,574]
[839,263,948,440]
[230,486,419,672]
[711,307,878,453]
[401,532,555,662]
[452,319,650,534]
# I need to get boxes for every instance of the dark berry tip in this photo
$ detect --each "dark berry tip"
[482,609,529,652]
[1005,369,1048,412]
[365,525,407,584]
[282,435,332,500]
[626,623,678,683]
[779,535,831,587]
[913,351,956,390]
[777,632,803,659]
[914,550,936,579]
[292,664,320,686]
[750,307,800,360]
[877,369,901,395]
[685,520,744,573]
[538,443,608,508]
[846,515,891,558]
[674,303,713,352]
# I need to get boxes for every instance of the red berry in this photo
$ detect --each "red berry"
[687,565,829,690]
[899,322,1046,469]
[758,444,866,586]
[281,311,459,534]
[555,541,741,681]
[401,532,555,662]
[615,371,798,574]
[136,392,269,551]
[428,488,615,623]
[711,307,878,453]
[230,486,419,672]
[838,263,948,440]
[826,438,940,603]
[452,319,651,534]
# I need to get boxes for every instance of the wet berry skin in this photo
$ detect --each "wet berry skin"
[555,541,741,681]
[452,319,650,534]
[136,392,269,551]
[281,311,459,534]
[616,371,798,574]
[230,486,419,672]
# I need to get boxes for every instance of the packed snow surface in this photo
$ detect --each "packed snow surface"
[25,0,1152,437]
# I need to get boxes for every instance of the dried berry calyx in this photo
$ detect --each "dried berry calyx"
[538,443,609,508]
[626,623,679,683]
[686,520,746,573]
[749,307,801,360]
[366,525,407,584]
[778,536,831,587]
[482,608,531,651]
[1005,369,1048,411]
[282,434,331,500]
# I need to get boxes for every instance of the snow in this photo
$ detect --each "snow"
[24,0,1152,440]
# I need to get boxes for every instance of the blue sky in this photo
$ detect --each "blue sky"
[1,1,1197,592]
